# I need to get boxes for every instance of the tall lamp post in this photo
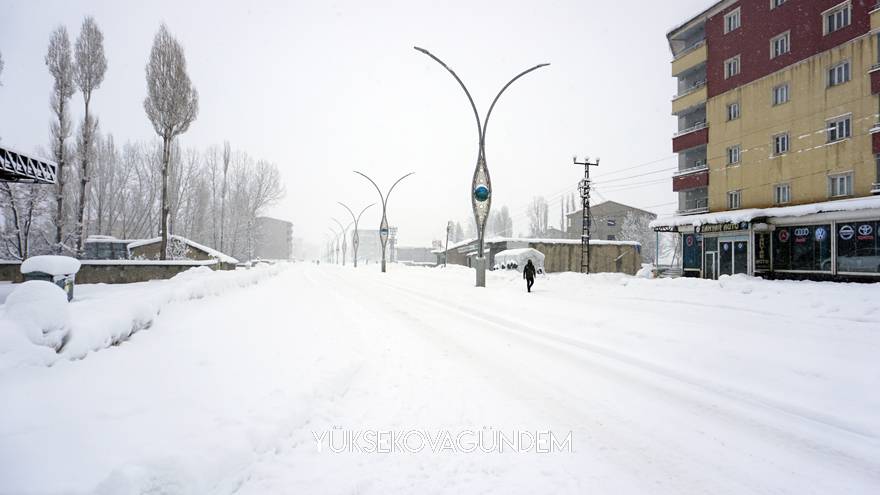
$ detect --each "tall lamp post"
[327,227,339,264]
[338,202,375,268]
[331,218,352,266]
[414,46,549,287]
[354,171,414,273]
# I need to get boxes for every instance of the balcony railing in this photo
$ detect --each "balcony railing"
[672,40,706,61]
[673,121,708,138]
[673,79,707,100]
[870,123,880,134]
[673,161,709,177]
[676,196,708,216]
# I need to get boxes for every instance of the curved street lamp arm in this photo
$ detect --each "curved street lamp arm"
[356,203,376,224]
[414,46,483,148]
[331,217,349,235]
[385,172,415,208]
[482,63,550,149]
[353,170,386,206]
[337,202,358,224]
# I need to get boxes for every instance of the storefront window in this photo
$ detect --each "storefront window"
[682,234,702,270]
[836,221,880,274]
[772,224,831,271]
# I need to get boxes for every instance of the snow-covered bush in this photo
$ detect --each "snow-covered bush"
[3,280,70,350]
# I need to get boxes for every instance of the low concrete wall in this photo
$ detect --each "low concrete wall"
[529,242,641,275]
[0,260,235,284]
[442,239,642,275]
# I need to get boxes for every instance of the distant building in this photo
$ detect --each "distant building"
[566,201,658,241]
[84,235,137,260]
[355,227,397,264]
[395,246,435,264]
[255,217,293,260]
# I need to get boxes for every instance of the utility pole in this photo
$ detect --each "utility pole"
[444,220,453,267]
[573,156,599,274]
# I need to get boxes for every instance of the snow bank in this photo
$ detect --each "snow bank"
[20,255,81,276]
[3,281,69,350]
[0,264,283,370]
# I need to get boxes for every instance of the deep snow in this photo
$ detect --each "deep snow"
[0,263,878,494]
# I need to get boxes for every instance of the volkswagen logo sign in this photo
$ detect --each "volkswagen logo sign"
[839,224,855,241]
[858,224,874,237]
[814,227,827,241]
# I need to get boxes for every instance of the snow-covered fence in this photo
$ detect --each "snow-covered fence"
[0,264,283,369]
[0,259,237,284]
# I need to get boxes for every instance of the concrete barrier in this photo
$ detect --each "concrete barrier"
[0,260,236,285]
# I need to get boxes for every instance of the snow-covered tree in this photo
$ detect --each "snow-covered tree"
[144,23,199,260]
[45,26,77,253]
[0,50,4,85]
[488,205,513,237]
[527,196,549,238]
[619,212,657,263]
[73,16,107,256]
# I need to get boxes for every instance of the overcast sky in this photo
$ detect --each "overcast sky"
[0,0,711,249]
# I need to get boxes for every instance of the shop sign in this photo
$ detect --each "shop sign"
[858,224,874,241]
[696,222,749,234]
[778,229,790,243]
[815,227,827,242]
[839,224,855,241]
[755,233,770,270]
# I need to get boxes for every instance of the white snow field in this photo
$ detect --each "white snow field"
[1,263,879,494]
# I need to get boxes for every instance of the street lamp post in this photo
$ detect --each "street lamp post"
[331,218,352,266]
[338,202,375,268]
[414,46,549,287]
[354,171,415,273]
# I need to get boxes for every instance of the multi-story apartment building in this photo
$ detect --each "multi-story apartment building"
[655,0,880,281]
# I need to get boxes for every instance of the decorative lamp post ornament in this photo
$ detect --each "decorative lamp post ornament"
[415,46,549,287]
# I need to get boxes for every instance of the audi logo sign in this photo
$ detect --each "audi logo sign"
[794,228,810,237]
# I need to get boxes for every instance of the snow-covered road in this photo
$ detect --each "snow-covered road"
[1,264,879,494]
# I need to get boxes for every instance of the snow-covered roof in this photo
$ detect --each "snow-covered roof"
[651,196,880,230]
[494,248,546,266]
[127,235,239,264]
[85,235,139,244]
[21,255,81,276]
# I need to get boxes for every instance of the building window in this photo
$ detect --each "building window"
[771,31,790,58]
[727,145,741,165]
[724,55,741,79]
[828,172,853,197]
[770,0,787,9]
[606,218,616,227]
[727,190,742,209]
[826,115,851,142]
[724,8,741,34]
[772,83,789,105]
[837,221,880,274]
[773,132,789,155]
[824,1,852,35]
[774,183,791,204]
[606,235,616,241]
[727,101,740,121]
[772,224,832,272]
[828,60,850,87]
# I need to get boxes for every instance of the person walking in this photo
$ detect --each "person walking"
[523,259,536,293]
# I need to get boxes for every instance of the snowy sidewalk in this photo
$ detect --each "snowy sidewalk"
[0,264,878,494]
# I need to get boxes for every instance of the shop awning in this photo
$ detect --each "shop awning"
[651,196,880,232]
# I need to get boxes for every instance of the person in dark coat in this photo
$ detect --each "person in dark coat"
[523,259,536,292]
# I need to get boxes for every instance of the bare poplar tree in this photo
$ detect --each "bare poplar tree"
[45,26,77,253]
[73,16,107,256]
[220,140,230,253]
[144,24,199,259]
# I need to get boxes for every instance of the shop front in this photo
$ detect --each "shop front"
[652,196,880,282]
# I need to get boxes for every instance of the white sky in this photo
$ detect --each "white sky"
[0,0,711,249]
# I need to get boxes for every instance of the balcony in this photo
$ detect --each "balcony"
[872,183,880,195]
[672,41,707,77]
[871,70,880,94]
[672,168,709,192]
[673,161,708,177]
[677,205,710,215]
[672,84,707,115]
[674,79,707,99]
[872,3,880,29]
[672,123,709,153]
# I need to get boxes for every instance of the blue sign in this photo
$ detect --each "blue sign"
[815,227,827,242]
